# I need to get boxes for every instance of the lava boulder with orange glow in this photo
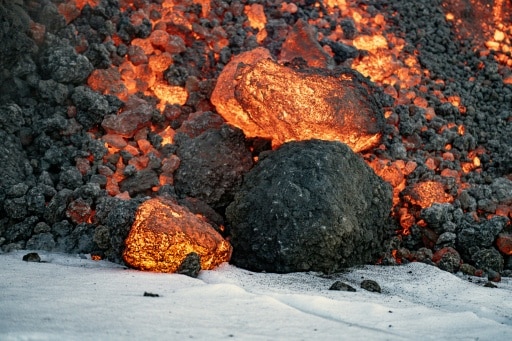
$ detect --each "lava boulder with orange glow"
[123,197,232,273]
[211,49,385,152]
[226,139,393,273]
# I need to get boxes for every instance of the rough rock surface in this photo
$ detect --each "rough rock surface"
[226,139,393,273]
[122,197,232,273]
[174,124,253,209]
[211,49,386,152]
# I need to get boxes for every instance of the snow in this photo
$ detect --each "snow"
[1,251,511,340]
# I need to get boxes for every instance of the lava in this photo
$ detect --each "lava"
[34,0,509,272]
[123,197,232,273]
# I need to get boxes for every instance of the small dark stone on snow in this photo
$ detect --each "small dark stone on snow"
[484,282,497,288]
[22,252,41,262]
[143,292,160,297]
[487,269,501,283]
[177,252,202,278]
[360,279,381,293]
[329,281,356,292]
[460,263,476,276]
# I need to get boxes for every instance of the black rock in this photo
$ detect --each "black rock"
[420,203,453,234]
[39,41,93,84]
[437,250,461,273]
[26,232,56,251]
[329,281,357,292]
[177,252,202,278]
[143,292,159,297]
[0,130,31,209]
[71,86,111,130]
[226,140,393,273]
[0,103,25,134]
[94,197,144,263]
[22,252,41,262]
[360,279,381,293]
[457,216,507,259]
[174,124,254,209]
[119,169,159,197]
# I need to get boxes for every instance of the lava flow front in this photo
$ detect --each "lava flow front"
[72,0,511,269]
[1,0,511,276]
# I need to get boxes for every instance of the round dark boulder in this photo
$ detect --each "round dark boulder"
[226,139,393,273]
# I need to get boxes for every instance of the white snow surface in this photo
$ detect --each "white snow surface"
[1,250,511,340]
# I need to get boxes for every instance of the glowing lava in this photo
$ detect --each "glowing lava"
[212,49,384,152]
[123,197,232,273]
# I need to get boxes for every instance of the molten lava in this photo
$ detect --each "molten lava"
[51,0,512,270]
[123,197,232,273]
[212,49,384,152]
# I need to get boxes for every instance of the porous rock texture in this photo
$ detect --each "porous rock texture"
[226,139,393,273]
[174,123,254,209]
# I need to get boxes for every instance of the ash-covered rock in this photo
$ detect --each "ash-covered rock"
[226,140,393,273]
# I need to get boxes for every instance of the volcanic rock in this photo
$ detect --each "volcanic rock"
[123,197,232,273]
[432,247,461,273]
[101,96,155,138]
[329,281,357,292]
[473,248,504,273]
[174,123,254,209]
[177,252,202,278]
[71,85,111,130]
[226,139,393,273]
[279,19,334,69]
[94,196,143,263]
[211,48,385,152]
[22,252,41,262]
[456,216,508,259]
[496,233,512,256]
[39,38,93,84]
[0,130,31,208]
[360,280,381,293]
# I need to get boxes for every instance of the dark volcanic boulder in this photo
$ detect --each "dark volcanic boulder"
[226,139,393,273]
[174,124,254,209]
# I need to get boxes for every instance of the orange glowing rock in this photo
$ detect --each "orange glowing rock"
[102,134,127,149]
[402,181,454,209]
[279,19,334,69]
[149,30,170,49]
[212,49,384,152]
[211,47,272,137]
[123,197,232,273]
[353,34,388,51]
[152,82,188,110]
[244,4,267,31]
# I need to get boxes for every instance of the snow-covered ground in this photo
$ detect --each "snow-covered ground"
[0,250,511,340]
